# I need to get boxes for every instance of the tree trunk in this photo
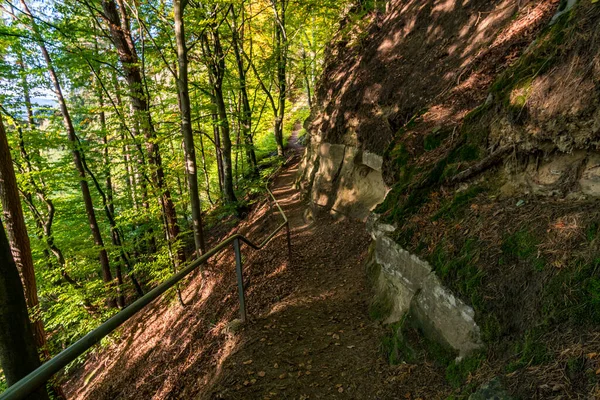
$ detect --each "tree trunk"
[301,41,312,108]
[101,0,184,266]
[273,0,288,156]
[231,10,258,176]
[98,87,126,308]
[0,218,49,400]
[206,29,237,204]
[14,119,80,290]
[174,0,205,255]
[197,123,214,206]
[214,82,238,204]
[194,99,214,205]
[7,96,92,314]
[112,73,138,210]
[211,110,224,195]
[0,112,47,351]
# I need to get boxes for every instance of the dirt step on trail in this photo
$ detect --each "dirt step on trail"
[207,154,389,399]
[65,139,447,400]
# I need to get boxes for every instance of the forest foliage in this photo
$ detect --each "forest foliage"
[0,0,357,390]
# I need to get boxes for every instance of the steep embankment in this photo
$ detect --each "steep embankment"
[65,146,462,399]
[299,0,600,398]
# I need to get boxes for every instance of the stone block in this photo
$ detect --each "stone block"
[412,273,482,358]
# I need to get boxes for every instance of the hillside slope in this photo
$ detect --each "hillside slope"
[299,0,600,398]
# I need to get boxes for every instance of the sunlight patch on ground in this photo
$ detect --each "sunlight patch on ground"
[266,289,338,317]
[266,263,288,279]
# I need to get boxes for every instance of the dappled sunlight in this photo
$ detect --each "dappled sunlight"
[431,0,457,14]
[266,289,339,317]
[60,140,406,399]
[314,0,560,154]
[265,263,287,280]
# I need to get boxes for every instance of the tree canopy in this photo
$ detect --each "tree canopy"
[0,0,353,393]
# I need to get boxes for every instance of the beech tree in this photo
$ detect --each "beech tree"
[0,118,49,400]
[0,110,46,351]
[174,0,205,255]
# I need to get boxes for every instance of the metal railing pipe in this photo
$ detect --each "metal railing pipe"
[0,186,290,400]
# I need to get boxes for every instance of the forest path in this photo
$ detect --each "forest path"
[205,142,392,399]
[65,138,441,400]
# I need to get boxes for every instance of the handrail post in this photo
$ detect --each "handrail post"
[233,238,247,323]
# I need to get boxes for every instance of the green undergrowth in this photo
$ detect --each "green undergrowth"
[377,312,485,390]
[500,229,546,271]
[507,327,549,371]
[203,150,288,226]
[369,3,595,395]
[423,126,450,151]
[284,105,311,141]
[430,239,485,311]
[434,185,487,221]
[544,256,600,327]
[491,10,574,121]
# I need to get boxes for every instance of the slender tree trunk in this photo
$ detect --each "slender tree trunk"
[211,110,224,195]
[208,29,237,204]
[231,10,258,176]
[112,73,138,210]
[98,87,125,308]
[197,123,214,206]
[201,26,236,204]
[0,218,50,400]
[84,86,144,300]
[13,120,79,290]
[21,0,115,306]
[102,0,184,266]
[273,0,288,156]
[174,0,205,256]
[301,41,312,108]
[214,82,237,204]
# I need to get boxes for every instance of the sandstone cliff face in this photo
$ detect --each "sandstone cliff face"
[298,0,570,219]
[297,140,388,220]
[299,1,600,395]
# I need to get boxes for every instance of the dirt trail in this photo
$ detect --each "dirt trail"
[207,150,388,399]
[64,139,448,399]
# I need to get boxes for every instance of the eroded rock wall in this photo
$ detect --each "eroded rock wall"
[297,139,388,221]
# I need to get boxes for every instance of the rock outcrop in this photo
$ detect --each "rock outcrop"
[297,140,388,220]
[366,215,482,358]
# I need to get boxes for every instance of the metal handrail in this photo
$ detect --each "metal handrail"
[0,186,291,400]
